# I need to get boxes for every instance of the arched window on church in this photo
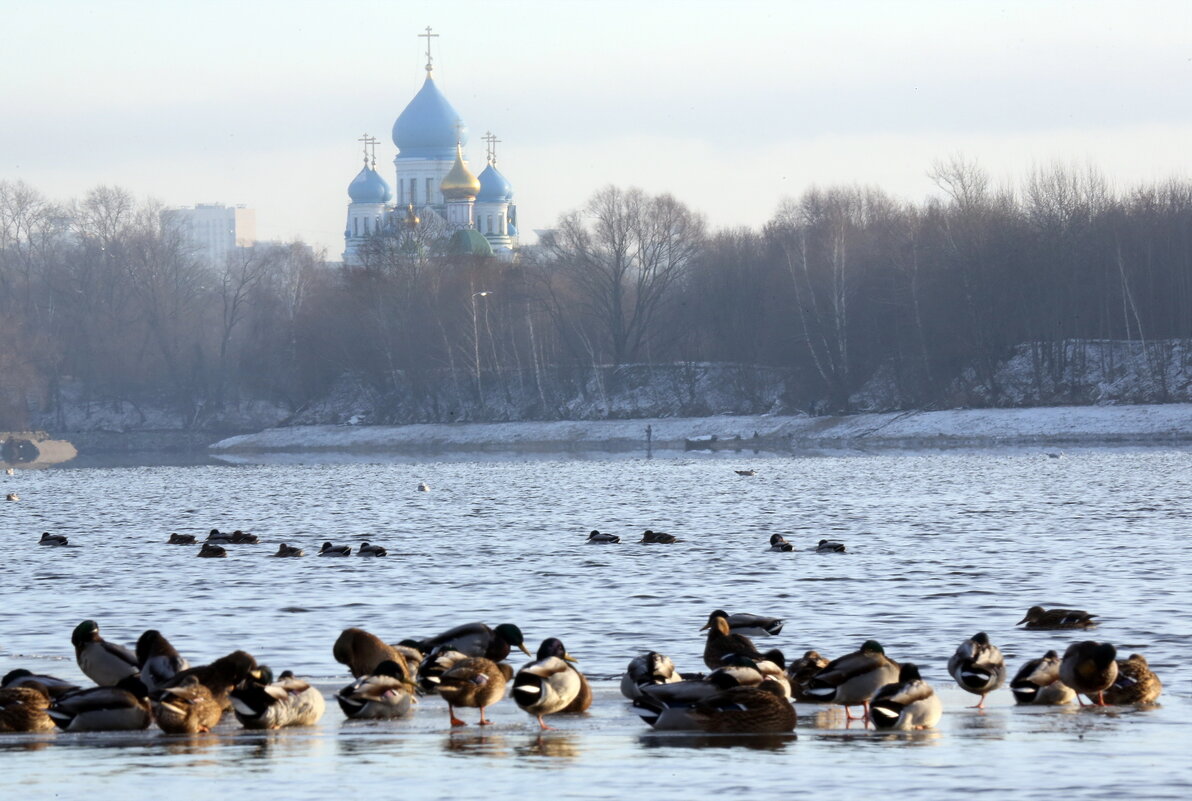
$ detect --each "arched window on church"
[353,218,358,237]
[487,214,493,234]
[364,217,370,235]
[499,213,505,235]
[426,178,434,205]
[410,178,417,205]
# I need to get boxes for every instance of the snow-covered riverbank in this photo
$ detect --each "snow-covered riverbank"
[208,402,1192,454]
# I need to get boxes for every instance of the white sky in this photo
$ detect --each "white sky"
[3,0,1191,253]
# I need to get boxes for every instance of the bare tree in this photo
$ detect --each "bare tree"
[541,186,705,365]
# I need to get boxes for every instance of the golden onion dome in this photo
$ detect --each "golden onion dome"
[440,143,481,199]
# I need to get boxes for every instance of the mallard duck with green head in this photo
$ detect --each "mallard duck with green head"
[804,640,900,721]
[72,620,139,687]
[512,638,591,730]
[416,622,531,663]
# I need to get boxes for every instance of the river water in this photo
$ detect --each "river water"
[1,447,1189,799]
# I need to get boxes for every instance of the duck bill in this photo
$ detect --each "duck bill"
[699,623,711,631]
[1016,615,1029,625]
[518,643,532,656]
[562,654,579,664]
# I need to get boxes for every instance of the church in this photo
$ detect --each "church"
[343,28,518,263]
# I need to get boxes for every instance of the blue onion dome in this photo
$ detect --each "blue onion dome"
[476,163,513,203]
[348,164,392,203]
[392,73,467,160]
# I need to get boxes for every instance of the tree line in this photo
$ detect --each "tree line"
[3,159,1191,430]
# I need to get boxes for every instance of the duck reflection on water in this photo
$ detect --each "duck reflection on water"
[442,731,510,758]
[638,731,796,751]
[515,732,581,759]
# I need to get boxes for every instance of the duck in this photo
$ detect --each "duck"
[206,528,232,543]
[714,653,793,698]
[319,542,352,557]
[632,667,745,729]
[229,530,259,544]
[640,530,680,544]
[685,680,796,733]
[358,541,388,557]
[274,543,304,557]
[786,649,830,702]
[72,619,139,687]
[333,628,410,679]
[701,611,765,669]
[1059,640,1119,706]
[1017,606,1097,630]
[152,681,222,734]
[416,645,471,695]
[336,659,417,719]
[4,467,13,475]
[512,638,591,730]
[417,482,430,492]
[735,469,757,476]
[768,534,794,552]
[167,533,196,545]
[391,639,425,667]
[230,669,326,729]
[620,651,683,700]
[135,629,190,694]
[438,656,508,726]
[0,682,56,732]
[161,649,261,715]
[870,663,943,730]
[6,492,18,501]
[804,640,901,720]
[46,676,151,732]
[1010,650,1076,705]
[1,669,81,699]
[816,539,847,553]
[1102,653,1162,705]
[38,532,68,546]
[708,609,784,638]
[416,622,531,663]
[198,543,227,558]
[948,631,1005,709]
[586,530,620,544]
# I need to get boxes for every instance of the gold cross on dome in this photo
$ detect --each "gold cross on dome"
[357,133,371,164]
[419,26,439,73]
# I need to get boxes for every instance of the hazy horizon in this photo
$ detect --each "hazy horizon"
[4,0,1190,254]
